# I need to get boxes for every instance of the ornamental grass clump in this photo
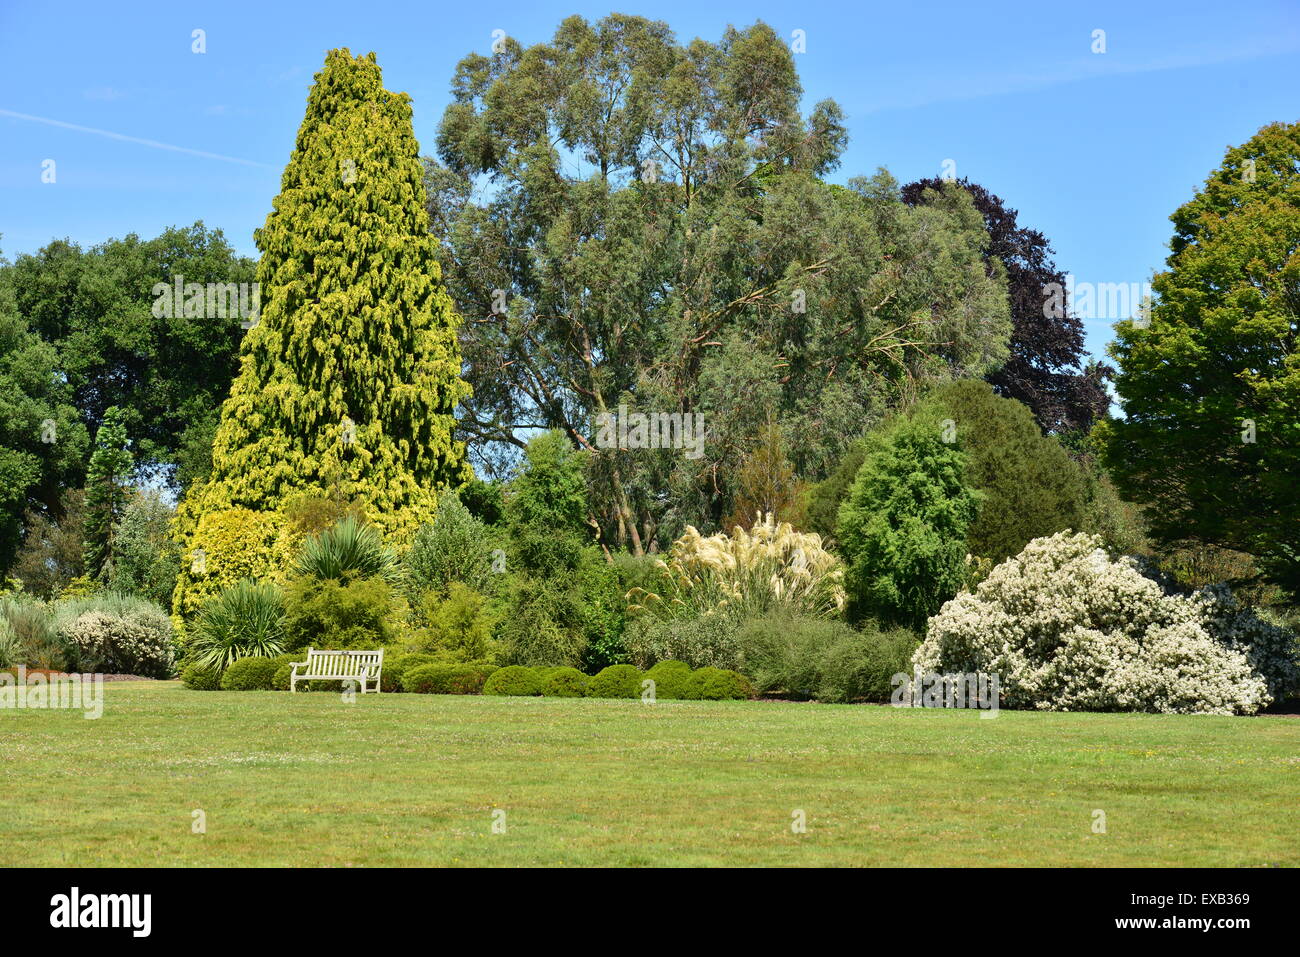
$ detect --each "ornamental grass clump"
[0,616,20,668]
[627,513,846,626]
[915,531,1298,715]
[1,595,68,671]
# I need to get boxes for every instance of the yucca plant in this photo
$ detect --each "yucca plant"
[627,513,846,623]
[186,579,287,670]
[294,516,398,584]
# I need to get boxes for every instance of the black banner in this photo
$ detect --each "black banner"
[6,866,1290,942]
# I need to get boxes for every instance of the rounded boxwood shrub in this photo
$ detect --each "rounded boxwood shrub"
[380,653,437,693]
[540,666,588,697]
[693,667,754,700]
[644,660,693,699]
[182,663,223,690]
[272,662,293,691]
[220,656,278,691]
[679,672,703,699]
[483,665,544,696]
[380,660,403,693]
[269,652,302,691]
[401,663,497,694]
[586,664,644,699]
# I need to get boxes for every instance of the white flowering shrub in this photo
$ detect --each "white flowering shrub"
[1180,585,1298,701]
[914,532,1298,715]
[53,595,176,678]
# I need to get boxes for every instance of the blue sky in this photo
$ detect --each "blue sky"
[1,0,1297,364]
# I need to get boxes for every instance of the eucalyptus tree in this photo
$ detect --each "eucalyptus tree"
[431,15,1010,551]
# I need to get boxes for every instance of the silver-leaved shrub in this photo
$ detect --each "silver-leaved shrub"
[54,595,176,678]
[914,531,1298,715]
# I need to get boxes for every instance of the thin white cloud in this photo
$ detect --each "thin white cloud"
[859,40,1300,114]
[0,108,273,168]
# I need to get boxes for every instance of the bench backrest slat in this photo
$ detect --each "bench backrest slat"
[302,649,382,677]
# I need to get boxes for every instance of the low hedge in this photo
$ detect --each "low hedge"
[270,653,302,691]
[220,656,278,691]
[693,666,754,700]
[380,661,403,693]
[644,660,695,700]
[586,664,645,699]
[401,663,497,694]
[182,663,223,690]
[382,653,441,693]
[272,662,293,691]
[483,665,544,696]
[262,657,752,700]
[540,666,588,697]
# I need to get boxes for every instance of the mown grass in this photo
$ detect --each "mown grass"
[1,681,1296,866]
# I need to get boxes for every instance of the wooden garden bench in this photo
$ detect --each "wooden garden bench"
[290,648,384,694]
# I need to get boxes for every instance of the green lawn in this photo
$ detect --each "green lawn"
[2,681,1296,866]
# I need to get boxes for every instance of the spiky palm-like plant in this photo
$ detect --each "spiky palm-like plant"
[186,580,287,669]
[294,516,397,584]
[627,513,846,623]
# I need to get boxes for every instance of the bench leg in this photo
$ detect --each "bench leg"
[291,675,298,694]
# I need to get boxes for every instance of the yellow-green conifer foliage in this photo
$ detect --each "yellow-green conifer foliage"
[174,49,469,619]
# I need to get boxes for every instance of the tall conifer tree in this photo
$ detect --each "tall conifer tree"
[190,49,469,540]
[83,406,133,581]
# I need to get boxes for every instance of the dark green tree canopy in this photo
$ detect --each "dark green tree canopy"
[1101,121,1300,597]
[7,224,254,490]
[918,380,1091,563]
[0,261,89,572]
